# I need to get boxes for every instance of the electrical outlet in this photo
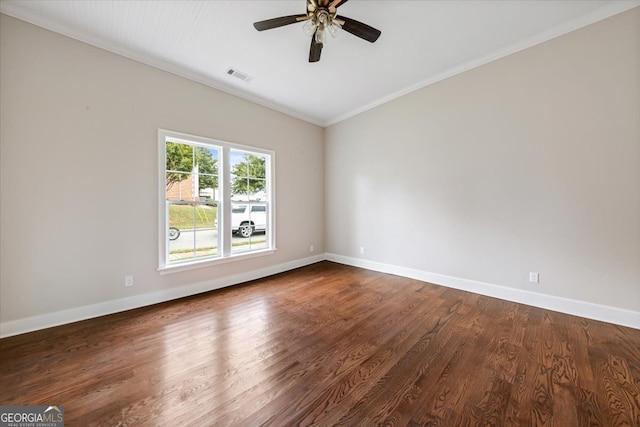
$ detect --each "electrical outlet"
[529,272,539,283]
[310,245,314,253]
[359,246,365,255]
[125,276,134,287]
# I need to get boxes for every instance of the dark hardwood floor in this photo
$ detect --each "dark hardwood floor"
[1,261,639,426]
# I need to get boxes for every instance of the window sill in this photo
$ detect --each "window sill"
[157,248,277,275]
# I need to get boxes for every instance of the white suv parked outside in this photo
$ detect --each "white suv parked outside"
[231,204,267,237]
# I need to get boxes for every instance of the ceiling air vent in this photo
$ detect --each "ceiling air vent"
[226,68,253,83]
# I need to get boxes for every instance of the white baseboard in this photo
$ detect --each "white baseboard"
[325,253,640,330]
[0,254,325,338]
[2,252,638,338]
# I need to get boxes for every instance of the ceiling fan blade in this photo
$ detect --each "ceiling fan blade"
[309,35,323,63]
[253,14,307,31]
[329,0,349,8]
[335,16,381,43]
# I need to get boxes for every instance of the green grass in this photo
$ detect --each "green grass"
[169,204,217,230]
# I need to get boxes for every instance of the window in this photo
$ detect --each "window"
[158,129,274,271]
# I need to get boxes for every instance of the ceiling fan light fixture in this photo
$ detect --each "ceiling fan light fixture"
[302,19,317,37]
[328,21,341,38]
[315,26,325,44]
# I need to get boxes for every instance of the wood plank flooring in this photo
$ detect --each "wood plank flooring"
[1,261,639,426]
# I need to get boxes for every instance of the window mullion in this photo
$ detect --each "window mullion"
[191,202,197,260]
[221,146,232,257]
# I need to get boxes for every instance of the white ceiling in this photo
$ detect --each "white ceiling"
[1,0,638,126]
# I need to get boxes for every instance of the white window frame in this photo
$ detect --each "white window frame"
[158,129,276,273]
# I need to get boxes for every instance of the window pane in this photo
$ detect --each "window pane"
[168,202,191,262]
[166,172,192,201]
[231,203,268,255]
[195,146,219,202]
[166,142,194,173]
[230,150,267,201]
[166,141,195,201]
[193,203,218,260]
[248,155,266,179]
[168,202,219,262]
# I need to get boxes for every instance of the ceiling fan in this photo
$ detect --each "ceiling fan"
[253,0,381,63]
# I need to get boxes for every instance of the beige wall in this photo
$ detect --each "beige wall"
[0,15,325,326]
[325,8,640,312]
[2,8,639,333]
